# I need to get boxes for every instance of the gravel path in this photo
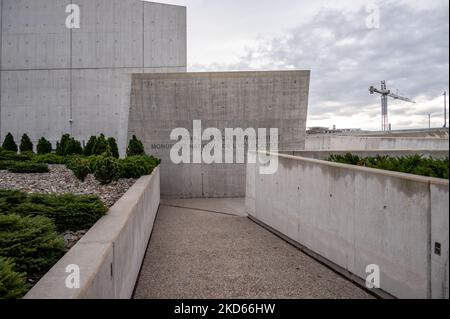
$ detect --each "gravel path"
[134,201,373,299]
[0,165,136,207]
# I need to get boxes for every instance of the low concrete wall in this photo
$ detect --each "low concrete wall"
[25,167,160,299]
[306,136,449,151]
[282,150,449,160]
[246,153,449,299]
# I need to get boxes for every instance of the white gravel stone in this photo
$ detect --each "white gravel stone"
[0,165,137,208]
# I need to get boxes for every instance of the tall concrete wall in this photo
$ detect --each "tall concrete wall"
[306,135,449,151]
[0,0,187,154]
[128,71,310,198]
[246,152,449,299]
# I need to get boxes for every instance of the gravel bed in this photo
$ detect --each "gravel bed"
[0,164,137,208]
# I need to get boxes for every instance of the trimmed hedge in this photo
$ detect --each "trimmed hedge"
[0,257,29,299]
[0,149,32,162]
[328,153,449,179]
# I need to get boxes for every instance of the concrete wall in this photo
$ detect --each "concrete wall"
[282,150,450,160]
[0,0,187,154]
[306,135,449,151]
[246,152,449,299]
[128,71,310,198]
[25,167,161,299]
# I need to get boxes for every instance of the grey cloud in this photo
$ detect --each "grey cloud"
[190,0,449,128]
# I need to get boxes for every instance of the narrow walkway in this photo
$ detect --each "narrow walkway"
[133,199,372,299]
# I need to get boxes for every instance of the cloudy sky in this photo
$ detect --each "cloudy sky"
[151,0,449,131]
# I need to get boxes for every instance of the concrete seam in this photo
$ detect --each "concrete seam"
[428,181,432,298]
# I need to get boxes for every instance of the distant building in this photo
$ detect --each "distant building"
[307,127,363,135]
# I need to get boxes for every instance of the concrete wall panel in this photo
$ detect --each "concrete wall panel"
[144,2,186,68]
[1,0,70,70]
[72,0,143,69]
[1,70,70,144]
[128,71,310,198]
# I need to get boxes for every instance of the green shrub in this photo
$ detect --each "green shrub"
[0,190,28,213]
[126,135,145,156]
[0,190,107,232]
[36,137,52,155]
[94,156,120,185]
[19,134,33,153]
[64,138,83,156]
[67,157,91,182]
[93,134,109,156]
[0,161,14,171]
[108,137,120,159]
[87,155,103,172]
[2,133,18,153]
[119,155,161,179]
[84,136,97,156]
[56,134,71,156]
[0,149,32,162]
[0,257,29,299]
[328,153,449,179]
[7,162,49,174]
[17,194,107,232]
[0,214,65,275]
[32,153,66,165]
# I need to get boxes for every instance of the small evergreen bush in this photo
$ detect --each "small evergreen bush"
[19,134,33,153]
[65,138,83,156]
[2,133,18,153]
[84,136,97,156]
[93,156,120,185]
[119,155,161,179]
[7,162,49,174]
[0,191,107,232]
[93,134,109,156]
[36,137,52,155]
[67,157,91,182]
[0,214,65,275]
[32,154,66,165]
[107,137,120,159]
[126,135,145,156]
[0,257,29,299]
[56,134,71,156]
[0,149,32,162]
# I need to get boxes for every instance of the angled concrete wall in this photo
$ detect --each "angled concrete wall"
[282,150,450,160]
[25,167,161,299]
[0,0,187,154]
[246,152,449,299]
[128,71,310,198]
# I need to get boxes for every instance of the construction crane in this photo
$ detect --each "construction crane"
[369,81,416,131]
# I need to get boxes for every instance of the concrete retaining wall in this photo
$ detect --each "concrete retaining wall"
[282,150,450,160]
[306,135,449,151]
[24,167,160,299]
[246,153,449,299]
